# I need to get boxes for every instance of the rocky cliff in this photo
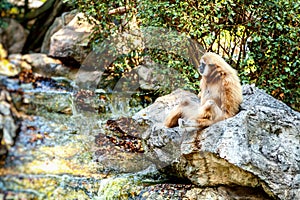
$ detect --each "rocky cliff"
[134,85,300,200]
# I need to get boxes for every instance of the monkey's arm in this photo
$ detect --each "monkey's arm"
[164,105,183,128]
[180,100,225,128]
[198,79,204,98]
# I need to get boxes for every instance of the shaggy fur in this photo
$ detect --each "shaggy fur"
[164,52,243,128]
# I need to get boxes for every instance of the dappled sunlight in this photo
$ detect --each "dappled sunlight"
[0,0,299,199]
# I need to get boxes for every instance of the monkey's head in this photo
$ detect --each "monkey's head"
[198,52,217,77]
[199,52,228,81]
[199,59,215,77]
[199,52,237,79]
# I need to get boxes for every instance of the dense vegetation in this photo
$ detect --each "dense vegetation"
[0,0,12,27]
[69,0,299,110]
[1,0,299,110]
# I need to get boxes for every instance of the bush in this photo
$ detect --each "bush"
[0,0,12,27]
[71,0,300,110]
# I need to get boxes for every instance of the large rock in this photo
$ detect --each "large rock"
[0,18,28,54]
[134,85,300,200]
[48,12,93,65]
[41,11,76,54]
[9,53,78,79]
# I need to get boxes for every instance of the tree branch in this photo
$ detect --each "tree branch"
[24,0,56,21]
[108,6,128,15]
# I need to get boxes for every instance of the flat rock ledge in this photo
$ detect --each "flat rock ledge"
[134,84,300,200]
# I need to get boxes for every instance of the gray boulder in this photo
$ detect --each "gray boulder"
[48,12,93,64]
[41,11,76,54]
[134,85,300,200]
[21,53,78,79]
[8,53,78,79]
[0,18,28,54]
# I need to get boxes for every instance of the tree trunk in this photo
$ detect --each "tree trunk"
[22,0,70,53]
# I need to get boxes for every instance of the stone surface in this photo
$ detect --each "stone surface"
[11,53,78,79]
[0,45,20,77]
[41,11,76,54]
[96,170,271,200]
[48,12,93,64]
[139,185,272,200]
[134,85,300,200]
[0,18,28,54]
[0,89,19,157]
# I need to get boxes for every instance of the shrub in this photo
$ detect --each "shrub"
[71,0,300,110]
[0,0,12,27]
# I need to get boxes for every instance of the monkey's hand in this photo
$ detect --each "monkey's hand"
[179,118,203,129]
[178,118,185,129]
[198,92,201,98]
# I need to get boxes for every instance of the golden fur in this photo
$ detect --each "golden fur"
[164,52,243,128]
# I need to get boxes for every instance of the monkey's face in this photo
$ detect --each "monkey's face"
[199,59,211,77]
[199,62,206,74]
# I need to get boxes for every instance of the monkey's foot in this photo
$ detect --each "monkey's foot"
[178,118,202,129]
[178,118,185,129]
[179,118,197,128]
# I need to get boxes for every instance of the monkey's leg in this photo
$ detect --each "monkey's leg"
[180,100,224,128]
[164,105,183,128]
[195,100,224,127]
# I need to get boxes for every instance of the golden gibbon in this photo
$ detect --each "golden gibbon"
[164,52,243,128]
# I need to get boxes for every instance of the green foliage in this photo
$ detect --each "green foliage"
[146,49,200,93]
[0,0,11,11]
[245,0,300,109]
[0,0,12,27]
[66,0,137,43]
[71,0,300,110]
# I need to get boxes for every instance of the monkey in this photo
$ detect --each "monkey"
[164,52,243,128]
